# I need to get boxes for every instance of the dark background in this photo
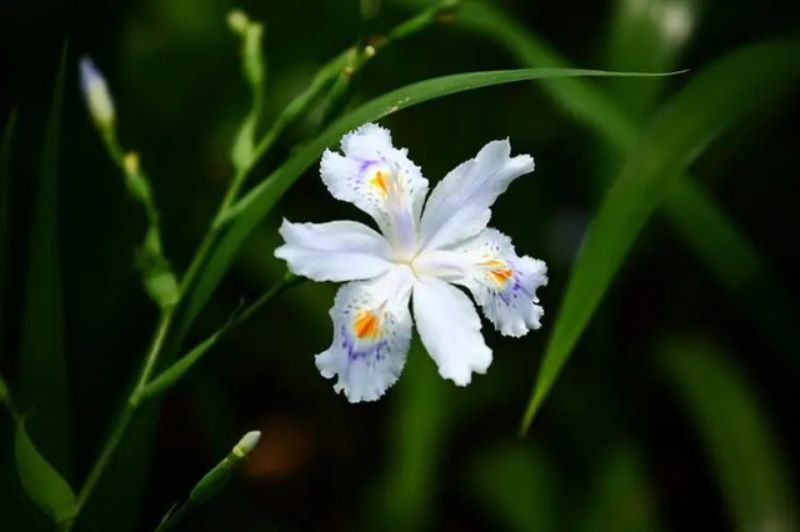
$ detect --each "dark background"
[1,0,799,530]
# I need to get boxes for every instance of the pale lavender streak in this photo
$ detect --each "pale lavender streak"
[358,159,379,173]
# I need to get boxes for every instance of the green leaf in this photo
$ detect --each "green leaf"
[436,0,800,418]
[602,0,798,359]
[453,1,790,325]
[14,421,77,524]
[456,0,799,336]
[0,109,17,349]
[659,337,798,531]
[520,37,800,433]
[455,2,790,329]
[176,67,679,346]
[18,43,73,473]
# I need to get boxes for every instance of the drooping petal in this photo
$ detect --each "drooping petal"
[418,139,534,251]
[412,276,492,386]
[414,228,547,337]
[316,266,415,402]
[320,123,428,257]
[274,219,392,282]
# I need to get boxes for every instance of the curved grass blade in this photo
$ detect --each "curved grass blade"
[450,0,800,352]
[18,43,73,473]
[453,1,796,340]
[15,420,77,525]
[602,0,796,356]
[0,109,18,349]
[177,67,680,343]
[519,37,800,434]
[659,337,798,531]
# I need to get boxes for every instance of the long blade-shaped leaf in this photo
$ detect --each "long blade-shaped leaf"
[176,67,678,344]
[15,421,77,525]
[18,44,73,473]
[659,337,798,531]
[520,37,800,433]
[0,109,18,350]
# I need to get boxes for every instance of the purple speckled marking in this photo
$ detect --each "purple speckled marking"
[339,325,388,362]
[496,261,532,306]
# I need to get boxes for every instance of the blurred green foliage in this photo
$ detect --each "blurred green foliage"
[1,0,799,531]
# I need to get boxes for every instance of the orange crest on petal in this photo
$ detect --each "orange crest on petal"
[370,170,390,197]
[353,311,381,339]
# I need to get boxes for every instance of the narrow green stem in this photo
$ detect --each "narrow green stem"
[132,308,175,402]
[72,308,173,522]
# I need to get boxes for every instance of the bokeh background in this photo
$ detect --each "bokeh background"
[1,0,799,530]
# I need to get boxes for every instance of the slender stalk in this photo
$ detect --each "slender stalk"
[71,309,173,520]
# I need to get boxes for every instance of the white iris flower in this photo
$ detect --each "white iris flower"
[275,123,547,402]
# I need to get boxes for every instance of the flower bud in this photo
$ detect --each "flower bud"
[227,9,250,35]
[79,57,115,130]
[190,430,261,505]
[232,430,261,458]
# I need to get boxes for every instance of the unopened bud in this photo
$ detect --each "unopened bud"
[79,57,115,130]
[232,430,261,458]
[190,430,262,505]
[364,45,376,58]
[227,9,250,35]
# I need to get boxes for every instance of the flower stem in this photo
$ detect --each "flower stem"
[71,308,173,520]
